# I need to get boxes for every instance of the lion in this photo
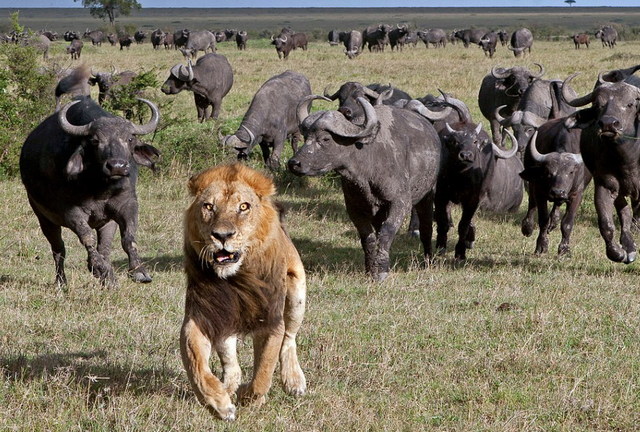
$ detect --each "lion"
[180,163,307,421]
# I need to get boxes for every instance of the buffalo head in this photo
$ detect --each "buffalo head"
[58,98,160,180]
[161,60,194,94]
[442,122,517,169]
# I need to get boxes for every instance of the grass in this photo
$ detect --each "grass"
[2,10,640,430]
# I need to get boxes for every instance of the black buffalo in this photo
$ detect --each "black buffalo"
[328,29,341,45]
[562,67,640,263]
[454,28,487,47]
[509,28,534,57]
[134,30,146,44]
[150,29,166,49]
[83,29,104,46]
[595,26,617,48]
[342,30,363,59]
[478,31,498,58]
[388,24,409,51]
[223,70,310,170]
[161,53,234,122]
[181,30,216,59]
[435,115,521,260]
[173,29,189,50]
[66,39,83,59]
[519,121,588,256]
[290,96,443,281]
[362,24,392,52]
[235,30,248,50]
[20,96,160,287]
[119,35,134,50]
[478,64,545,144]
[417,28,447,48]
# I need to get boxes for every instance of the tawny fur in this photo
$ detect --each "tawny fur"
[180,163,307,421]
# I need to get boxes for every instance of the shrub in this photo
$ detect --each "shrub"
[0,42,55,179]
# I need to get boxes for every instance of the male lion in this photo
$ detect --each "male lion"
[181,163,307,421]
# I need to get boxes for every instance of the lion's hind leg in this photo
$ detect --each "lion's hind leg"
[280,260,307,397]
[181,318,237,421]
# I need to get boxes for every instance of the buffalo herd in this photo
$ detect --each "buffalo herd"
[16,18,640,286]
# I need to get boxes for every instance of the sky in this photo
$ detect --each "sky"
[1,0,635,8]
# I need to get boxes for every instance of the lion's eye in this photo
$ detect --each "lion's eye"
[239,202,251,212]
[203,203,214,211]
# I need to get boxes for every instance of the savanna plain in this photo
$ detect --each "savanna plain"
[2,7,640,432]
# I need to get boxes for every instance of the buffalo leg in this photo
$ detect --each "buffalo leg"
[414,192,435,259]
[193,93,207,123]
[267,132,287,171]
[96,221,117,262]
[280,257,307,396]
[594,183,628,263]
[616,196,637,263]
[210,98,222,120]
[65,215,114,286]
[115,210,151,283]
[534,192,550,255]
[181,318,236,421]
[33,208,67,286]
[237,322,285,406]
[521,183,537,237]
[372,202,409,280]
[454,200,479,260]
[557,191,583,256]
[434,192,451,254]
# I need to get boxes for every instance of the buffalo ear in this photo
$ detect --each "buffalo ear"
[564,107,597,130]
[519,167,542,182]
[65,146,84,179]
[133,143,160,170]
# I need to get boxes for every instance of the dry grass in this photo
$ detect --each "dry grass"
[2,15,640,431]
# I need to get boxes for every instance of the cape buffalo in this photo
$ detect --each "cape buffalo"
[478,64,545,145]
[595,26,617,48]
[362,24,392,52]
[479,31,498,58]
[562,67,640,263]
[328,29,341,45]
[119,35,134,50]
[417,28,447,48]
[66,38,83,60]
[181,30,216,59]
[342,30,362,59]
[134,30,146,44]
[435,119,521,260]
[388,24,409,51]
[454,28,487,47]
[20,96,160,287]
[161,53,233,122]
[173,29,189,50]
[89,69,138,105]
[83,29,104,46]
[54,64,91,111]
[235,30,248,50]
[509,28,534,57]
[519,123,588,256]
[223,70,310,170]
[150,29,166,49]
[290,96,444,281]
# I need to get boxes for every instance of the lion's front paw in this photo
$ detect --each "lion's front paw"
[236,384,266,407]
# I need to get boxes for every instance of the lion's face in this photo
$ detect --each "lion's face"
[185,164,276,279]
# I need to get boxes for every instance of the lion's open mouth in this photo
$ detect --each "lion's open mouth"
[213,250,240,264]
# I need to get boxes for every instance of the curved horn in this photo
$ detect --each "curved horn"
[445,122,456,134]
[493,128,518,159]
[439,89,472,123]
[562,73,594,107]
[376,88,394,105]
[280,35,287,42]
[532,63,545,78]
[597,71,607,86]
[363,86,381,100]
[297,94,332,125]
[239,124,255,145]
[323,85,340,101]
[527,130,547,163]
[187,59,194,81]
[409,100,453,121]
[327,97,378,138]
[491,65,511,79]
[474,122,483,136]
[58,100,92,136]
[495,105,521,126]
[130,98,160,135]
[270,35,275,41]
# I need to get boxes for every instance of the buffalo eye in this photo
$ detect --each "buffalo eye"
[239,202,251,212]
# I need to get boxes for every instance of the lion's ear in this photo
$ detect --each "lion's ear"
[243,168,276,199]
[187,167,215,196]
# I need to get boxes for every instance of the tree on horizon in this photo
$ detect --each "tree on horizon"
[565,0,576,6]
[74,0,141,26]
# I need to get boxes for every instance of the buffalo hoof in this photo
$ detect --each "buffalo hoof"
[521,219,534,237]
[130,269,152,283]
[373,271,389,282]
[625,251,637,264]
[557,244,571,257]
[606,245,628,263]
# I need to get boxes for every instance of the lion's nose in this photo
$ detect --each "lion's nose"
[212,229,235,243]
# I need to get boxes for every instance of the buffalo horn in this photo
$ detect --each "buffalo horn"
[363,86,381,100]
[270,35,275,41]
[474,122,483,136]
[280,35,287,42]
[532,63,545,79]
[439,89,472,123]
[326,97,378,138]
[187,59,194,81]
[600,64,640,83]
[59,100,92,136]
[239,124,255,145]
[323,85,340,101]
[527,130,547,163]
[492,128,518,159]
[296,94,332,125]
[445,122,456,134]
[561,73,594,107]
[491,65,511,79]
[130,98,160,135]
[408,100,452,121]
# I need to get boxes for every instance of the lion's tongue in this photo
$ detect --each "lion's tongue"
[214,251,239,263]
